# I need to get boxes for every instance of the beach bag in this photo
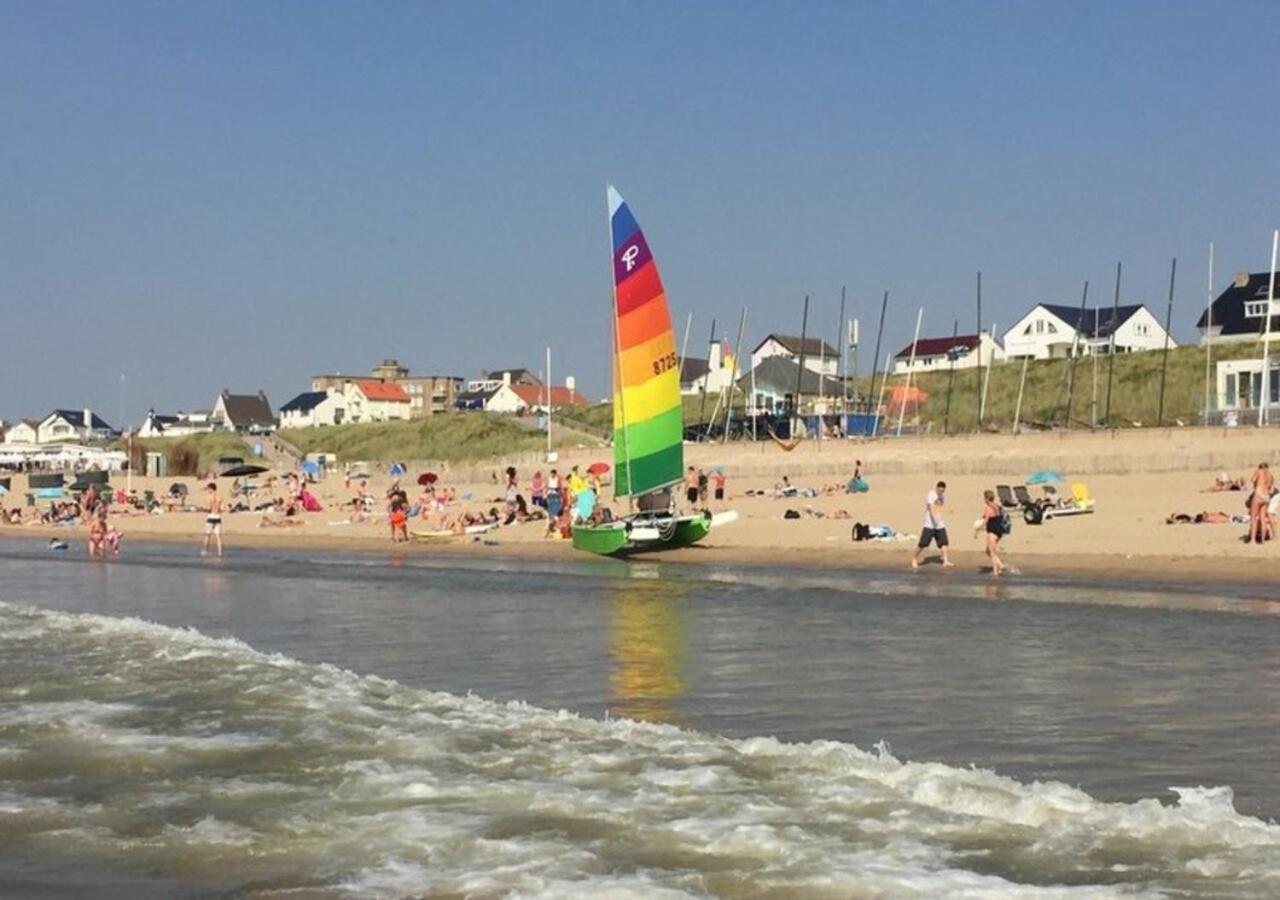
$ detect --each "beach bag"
[999,510,1013,535]
[784,509,801,519]
[851,522,871,542]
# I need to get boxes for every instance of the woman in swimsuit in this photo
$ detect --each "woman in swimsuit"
[976,489,1007,576]
[1249,462,1275,544]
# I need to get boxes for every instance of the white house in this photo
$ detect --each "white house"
[279,390,348,429]
[1214,358,1280,418]
[343,380,411,422]
[36,409,117,444]
[3,419,39,444]
[1002,304,1173,360]
[750,334,839,377]
[1197,271,1280,345]
[483,381,589,415]
[138,409,216,438]
[892,332,1005,375]
[682,340,740,396]
[212,391,276,433]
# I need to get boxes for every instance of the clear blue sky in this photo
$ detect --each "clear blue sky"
[3,1,1278,426]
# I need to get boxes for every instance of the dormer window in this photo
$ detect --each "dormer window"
[1245,300,1269,318]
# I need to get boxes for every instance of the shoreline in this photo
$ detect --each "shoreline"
[8,521,1278,595]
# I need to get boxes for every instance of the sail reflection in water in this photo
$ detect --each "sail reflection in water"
[609,577,687,723]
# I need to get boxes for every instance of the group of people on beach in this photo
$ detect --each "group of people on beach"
[906,480,1012,576]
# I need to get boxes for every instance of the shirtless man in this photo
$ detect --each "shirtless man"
[1249,462,1275,544]
[202,482,224,557]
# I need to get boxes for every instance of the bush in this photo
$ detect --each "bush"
[168,442,200,476]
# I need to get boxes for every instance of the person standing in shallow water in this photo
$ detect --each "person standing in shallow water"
[202,482,223,558]
[976,488,1007,576]
[912,480,953,569]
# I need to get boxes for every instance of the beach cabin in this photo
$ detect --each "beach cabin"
[1002,304,1172,360]
[36,409,117,444]
[212,391,277,433]
[279,390,348,429]
[738,355,844,415]
[3,419,39,445]
[750,334,839,377]
[343,380,410,423]
[1197,271,1280,345]
[893,332,1004,375]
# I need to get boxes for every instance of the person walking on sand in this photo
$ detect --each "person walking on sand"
[976,489,1007,576]
[912,480,954,569]
[1248,461,1275,544]
[201,482,223,558]
[684,466,699,508]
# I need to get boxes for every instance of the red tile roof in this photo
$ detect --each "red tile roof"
[510,384,588,407]
[354,380,410,402]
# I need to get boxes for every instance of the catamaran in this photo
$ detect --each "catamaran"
[571,187,720,556]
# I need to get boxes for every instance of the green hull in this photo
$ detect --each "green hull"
[572,515,711,557]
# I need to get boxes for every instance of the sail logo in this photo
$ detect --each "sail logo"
[622,245,640,271]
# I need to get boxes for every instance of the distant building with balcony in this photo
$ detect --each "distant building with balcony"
[311,359,463,418]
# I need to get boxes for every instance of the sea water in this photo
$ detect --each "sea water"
[1,538,1279,897]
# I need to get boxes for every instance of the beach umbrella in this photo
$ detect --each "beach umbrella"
[220,464,269,478]
[1027,469,1066,484]
[417,472,439,486]
[587,462,610,475]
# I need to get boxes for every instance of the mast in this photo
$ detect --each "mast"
[873,353,891,435]
[607,185,634,503]
[722,307,747,444]
[545,346,552,459]
[1105,262,1121,426]
[1157,257,1176,427]
[1063,281,1089,428]
[943,318,958,435]
[897,307,923,437]
[1259,229,1279,427]
[976,271,984,430]
[792,296,809,438]
[676,312,693,389]
[837,286,847,428]
[1204,242,1214,423]
[1091,306,1100,429]
[869,290,888,424]
[1013,353,1030,434]
[697,319,716,440]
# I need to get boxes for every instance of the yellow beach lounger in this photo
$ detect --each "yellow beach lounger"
[1043,483,1096,520]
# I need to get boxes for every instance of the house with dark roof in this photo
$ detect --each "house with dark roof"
[212,391,277,433]
[736,355,845,414]
[279,390,348,429]
[1002,303,1173,360]
[1197,271,1280,345]
[454,389,499,411]
[750,334,839,377]
[893,332,1004,375]
[36,409,117,444]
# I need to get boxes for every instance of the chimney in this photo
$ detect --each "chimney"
[1235,271,1251,289]
[84,407,92,434]
[503,371,512,385]
[565,375,575,392]
[708,341,722,369]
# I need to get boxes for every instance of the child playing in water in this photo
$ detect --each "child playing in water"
[88,508,107,558]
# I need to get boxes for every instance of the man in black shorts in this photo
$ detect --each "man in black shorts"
[911,480,954,569]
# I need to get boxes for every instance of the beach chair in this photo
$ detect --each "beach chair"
[1012,485,1036,508]
[996,484,1018,509]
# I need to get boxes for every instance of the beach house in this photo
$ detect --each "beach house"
[738,356,844,415]
[681,340,739,396]
[35,409,117,444]
[1002,304,1172,360]
[138,409,216,438]
[212,391,277,433]
[485,380,589,415]
[1196,271,1280,345]
[750,334,839,377]
[343,380,411,423]
[2,419,39,445]
[892,332,1004,375]
[278,390,348,429]
[467,368,542,393]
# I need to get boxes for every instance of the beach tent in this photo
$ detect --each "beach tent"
[301,460,322,477]
[389,462,407,476]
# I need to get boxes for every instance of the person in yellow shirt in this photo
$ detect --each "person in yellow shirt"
[567,465,588,496]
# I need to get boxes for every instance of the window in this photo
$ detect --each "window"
[1224,374,1237,408]
[1035,320,1044,334]
[1023,324,1033,336]
[1047,322,1058,333]
[1245,301,1268,318]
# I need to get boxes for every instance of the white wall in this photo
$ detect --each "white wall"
[3,422,38,444]
[750,338,838,377]
[484,384,528,414]
[1002,307,1076,360]
[892,334,1005,375]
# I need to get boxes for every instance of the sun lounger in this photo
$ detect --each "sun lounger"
[1012,485,1036,507]
[996,485,1018,509]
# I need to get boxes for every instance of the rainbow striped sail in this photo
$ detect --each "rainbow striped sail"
[609,186,683,499]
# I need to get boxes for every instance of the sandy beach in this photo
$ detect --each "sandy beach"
[5,426,1279,588]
